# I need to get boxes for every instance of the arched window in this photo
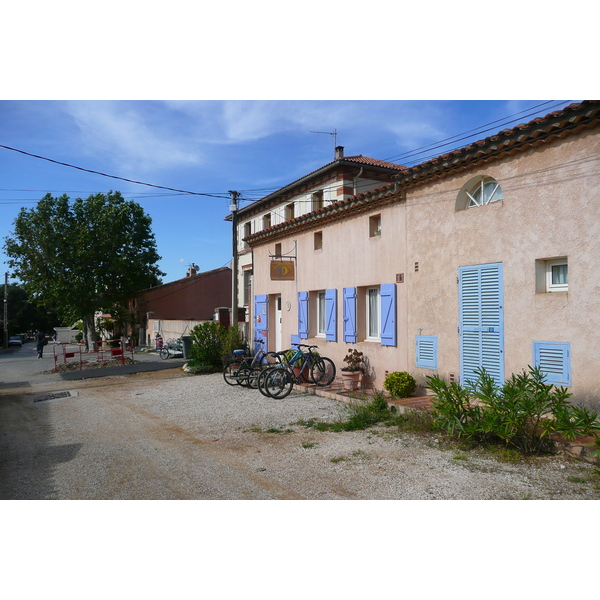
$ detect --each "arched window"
[456,175,504,210]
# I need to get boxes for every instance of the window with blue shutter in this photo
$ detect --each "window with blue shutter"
[343,287,357,343]
[254,294,269,352]
[416,336,438,369]
[380,283,396,346]
[298,291,309,339]
[533,341,571,386]
[325,288,337,342]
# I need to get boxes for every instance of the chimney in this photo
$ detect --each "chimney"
[335,146,344,160]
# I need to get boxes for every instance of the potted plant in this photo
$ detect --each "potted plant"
[341,348,364,390]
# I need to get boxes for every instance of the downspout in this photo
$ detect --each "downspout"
[353,167,364,195]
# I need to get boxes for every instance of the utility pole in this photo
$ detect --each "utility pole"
[229,191,239,328]
[3,273,7,349]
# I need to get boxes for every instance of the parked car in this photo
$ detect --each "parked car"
[8,336,23,347]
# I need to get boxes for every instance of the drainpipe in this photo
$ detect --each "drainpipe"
[353,167,364,195]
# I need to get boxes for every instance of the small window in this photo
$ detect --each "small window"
[314,231,323,250]
[369,214,381,237]
[457,175,503,210]
[416,336,438,369]
[317,291,326,336]
[366,287,380,340]
[243,221,252,248]
[285,202,295,220]
[274,243,282,257]
[546,258,568,292]
[262,213,272,230]
[243,270,253,305]
[533,341,571,386]
[312,191,324,211]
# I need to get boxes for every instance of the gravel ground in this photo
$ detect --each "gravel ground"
[3,368,598,500]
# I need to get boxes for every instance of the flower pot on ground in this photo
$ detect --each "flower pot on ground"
[341,348,364,391]
[341,371,361,390]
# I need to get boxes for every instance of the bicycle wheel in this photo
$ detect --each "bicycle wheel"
[257,366,278,397]
[265,368,294,399]
[247,367,261,389]
[159,347,170,360]
[223,363,241,386]
[258,351,281,368]
[310,357,336,386]
[237,367,252,387]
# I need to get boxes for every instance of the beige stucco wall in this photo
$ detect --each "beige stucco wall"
[405,128,600,408]
[250,128,600,408]
[251,200,409,387]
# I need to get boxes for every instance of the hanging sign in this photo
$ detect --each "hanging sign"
[270,260,295,281]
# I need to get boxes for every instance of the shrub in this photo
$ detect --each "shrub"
[383,371,417,398]
[189,322,244,369]
[427,366,600,454]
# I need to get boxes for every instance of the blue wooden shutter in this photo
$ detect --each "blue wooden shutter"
[298,291,309,339]
[254,294,268,352]
[416,336,438,369]
[343,287,357,343]
[325,288,337,342]
[459,263,504,386]
[380,283,396,346]
[533,341,571,386]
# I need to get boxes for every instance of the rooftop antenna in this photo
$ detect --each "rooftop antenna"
[309,128,338,156]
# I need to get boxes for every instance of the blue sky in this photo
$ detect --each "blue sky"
[0,99,577,284]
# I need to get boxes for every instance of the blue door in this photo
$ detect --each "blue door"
[254,294,269,352]
[458,263,504,386]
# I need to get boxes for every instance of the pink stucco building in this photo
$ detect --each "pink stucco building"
[238,101,600,410]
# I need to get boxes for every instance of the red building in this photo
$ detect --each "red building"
[131,266,233,345]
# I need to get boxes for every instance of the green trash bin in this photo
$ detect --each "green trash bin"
[181,335,192,359]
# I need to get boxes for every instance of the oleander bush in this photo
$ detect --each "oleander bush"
[427,366,600,454]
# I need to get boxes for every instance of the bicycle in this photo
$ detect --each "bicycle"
[160,337,183,360]
[258,344,336,399]
[223,339,280,387]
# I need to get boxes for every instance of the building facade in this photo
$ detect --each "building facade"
[229,146,406,342]
[245,101,600,410]
[131,266,232,344]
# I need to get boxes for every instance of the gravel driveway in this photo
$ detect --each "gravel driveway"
[2,366,599,500]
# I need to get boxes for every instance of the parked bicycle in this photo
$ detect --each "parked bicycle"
[258,344,336,399]
[159,337,183,360]
[222,339,280,387]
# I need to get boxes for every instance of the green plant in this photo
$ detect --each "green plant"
[426,366,600,455]
[301,441,318,449]
[342,348,364,372]
[189,322,244,369]
[383,371,417,398]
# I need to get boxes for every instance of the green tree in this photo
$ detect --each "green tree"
[0,282,60,336]
[4,191,164,349]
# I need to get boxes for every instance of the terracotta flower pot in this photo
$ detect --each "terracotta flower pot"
[341,371,361,390]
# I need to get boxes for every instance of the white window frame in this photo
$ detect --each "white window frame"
[546,258,568,292]
[457,175,504,211]
[316,291,326,337]
[366,287,381,342]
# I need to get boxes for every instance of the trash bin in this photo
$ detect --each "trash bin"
[181,335,192,359]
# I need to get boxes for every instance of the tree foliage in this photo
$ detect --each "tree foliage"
[0,282,60,335]
[3,191,164,347]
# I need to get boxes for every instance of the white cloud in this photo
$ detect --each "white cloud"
[62,101,206,174]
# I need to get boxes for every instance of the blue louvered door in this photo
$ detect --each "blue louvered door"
[458,263,504,386]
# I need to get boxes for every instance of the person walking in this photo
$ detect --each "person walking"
[35,331,46,359]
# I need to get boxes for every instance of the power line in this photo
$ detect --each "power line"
[383,101,571,165]
[0,143,231,199]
